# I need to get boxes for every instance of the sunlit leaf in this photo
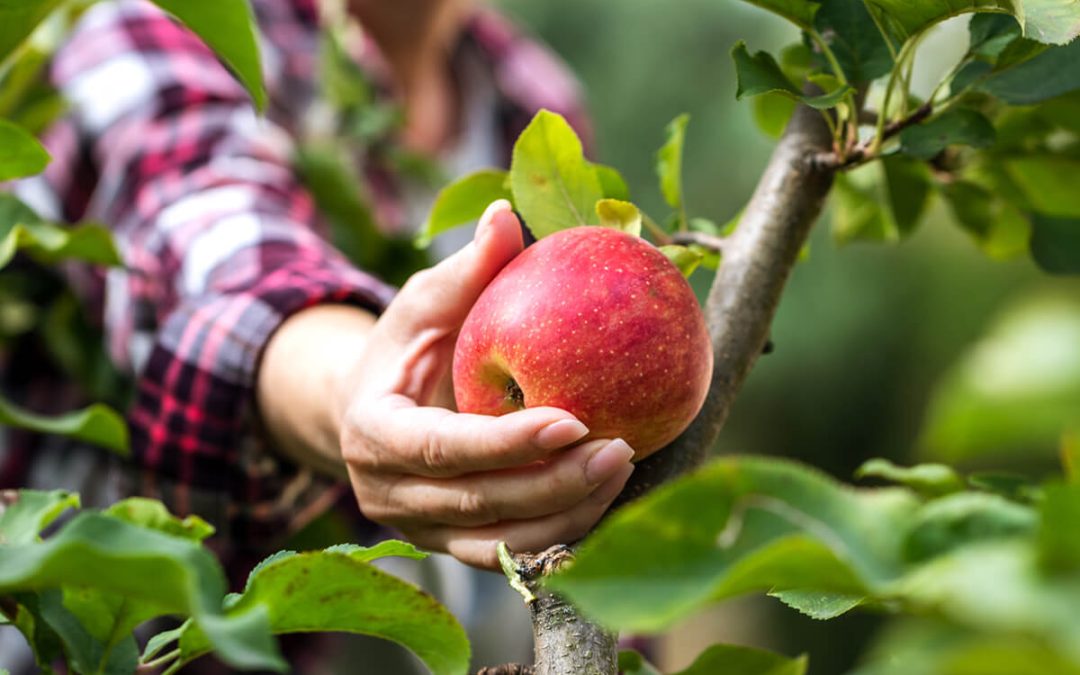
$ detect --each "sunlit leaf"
[105,498,214,543]
[619,650,663,675]
[0,490,79,545]
[940,180,1031,260]
[832,156,932,244]
[592,163,631,201]
[856,458,965,497]
[1005,156,1080,218]
[0,120,49,181]
[0,397,128,456]
[738,0,821,29]
[0,513,285,671]
[0,0,63,64]
[417,169,512,247]
[149,0,265,109]
[175,548,470,675]
[1038,483,1080,572]
[657,114,689,213]
[769,589,864,620]
[659,245,703,278]
[510,110,603,238]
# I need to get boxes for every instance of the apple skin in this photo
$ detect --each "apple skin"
[453,226,713,459]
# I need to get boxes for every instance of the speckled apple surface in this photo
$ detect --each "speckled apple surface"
[453,226,713,459]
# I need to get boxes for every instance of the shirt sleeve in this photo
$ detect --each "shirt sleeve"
[20,0,394,549]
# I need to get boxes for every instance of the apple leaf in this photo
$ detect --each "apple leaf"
[0,512,286,671]
[0,0,62,64]
[674,644,808,675]
[0,490,80,545]
[1004,156,1080,218]
[0,396,129,456]
[979,40,1080,104]
[659,245,703,278]
[596,199,642,237]
[731,43,853,109]
[0,194,122,270]
[593,162,631,201]
[752,93,797,139]
[0,120,50,181]
[1031,214,1080,275]
[1023,0,1080,45]
[855,458,965,497]
[510,109,603,239]
[657,113,689,215]
[831,156,932,244]
[737,0,820,29]
[901,493,1036,563]
[899,109,996,160]
[546,456,918,632]
[813,0,894,84]
[149,0,266,110]
[174,548,470,675]
[104,498,214,543]
[1038,483,1080,571]
[619,650,663,675]
[768,590,864,620]
[863,1,1020,41]
[417,169,513,247]
[940,180,1031,261]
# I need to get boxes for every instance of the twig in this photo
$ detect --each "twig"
[671,231,726,252]
[812,101,932,171]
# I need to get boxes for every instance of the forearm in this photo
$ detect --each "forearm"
[257,304,378,479]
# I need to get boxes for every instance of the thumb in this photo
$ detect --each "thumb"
[393,200,523,331]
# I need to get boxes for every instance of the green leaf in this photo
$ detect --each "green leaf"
[732,43,853,108]
[855,458,965,497]
[547,456,919,632]
[673,643,808,675]
[768,589,864,620]
[1038,483,1080,571]
[832,156,932,244]
[1031,214,1080,274]
[509,110,604,239]
[592,163,631,201]
[0,512,285,671]
[417,169,512,247]
[864,1,1019,41]
[738,0,821,29]
[899,109,996,159]
[0,120,49,181]
[0,397,129,456]
[980,40,1080,104]
[902,492,1037,563]
[596,199,642,237]
[969,14,1023,60]
[752,93,797,139]
[149,0,265,109]
[175,548,470,675]
[920,294,1080,461]
[0,0,63,65]
[104,498,214,543]
[1004,156,1080,218]
[322,539,429,563]
[657,114,689,213]
[659,245,703,278]
[814,0,894,84]
[1023,0,1080,45]
[0,194,122,269]
[940,180,1031,260]
[38,588,139,675]
[0,490,80,545]
[619,650,663,675]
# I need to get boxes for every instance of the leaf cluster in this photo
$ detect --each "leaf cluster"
[0,491,470,674]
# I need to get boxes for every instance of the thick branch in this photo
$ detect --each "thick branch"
[619,100,834,502]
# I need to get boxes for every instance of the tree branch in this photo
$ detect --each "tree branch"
[618,99,834,502]
[496,101,834,675]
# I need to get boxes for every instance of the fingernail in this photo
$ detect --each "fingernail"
[585,439,635,484]
[534,419,590,450]
[476,199,512,243]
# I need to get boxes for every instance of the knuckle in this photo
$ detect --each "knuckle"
[421,429,450,474]
[456,489,497,525]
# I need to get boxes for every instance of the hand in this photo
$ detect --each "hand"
[338,201,635,569]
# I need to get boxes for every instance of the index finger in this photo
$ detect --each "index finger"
[345,393,591,477]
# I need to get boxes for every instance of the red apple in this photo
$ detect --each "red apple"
[453,226,713,459]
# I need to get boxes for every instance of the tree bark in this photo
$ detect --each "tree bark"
[494,102,835,675]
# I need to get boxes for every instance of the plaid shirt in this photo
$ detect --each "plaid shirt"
[2,0,589,567]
